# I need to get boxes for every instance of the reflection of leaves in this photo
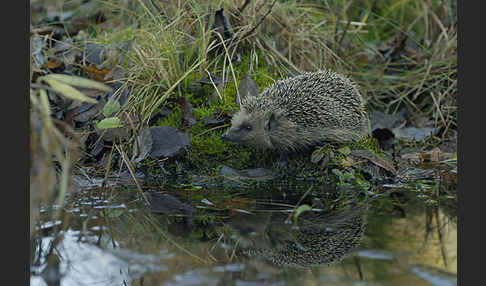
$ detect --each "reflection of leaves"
[96,117,123,129]
[332,168,343,179]
[311,148,333,168]
[401,147,454,164]
[370,109,407,131]
[103,209,125,218]
[293,204,311,224]
[370,109,435,141]
[146,192,195,215]
[311,149,325,164]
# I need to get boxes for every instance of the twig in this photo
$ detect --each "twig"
[195,124,230,137]
[285,185,313,223]
[337,19,352,49]
[101,144,115,189]
[115,143,150,205]
[238,0,251,13]
[238,0,277,41]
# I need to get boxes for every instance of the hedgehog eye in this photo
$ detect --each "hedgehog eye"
[245,124,253,131]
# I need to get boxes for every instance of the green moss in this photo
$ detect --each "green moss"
[156,106,183,129]
[346,137,383,157]
[187,123,255,170]
[192,106,215,120]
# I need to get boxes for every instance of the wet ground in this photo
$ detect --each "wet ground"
[30,173,456,286]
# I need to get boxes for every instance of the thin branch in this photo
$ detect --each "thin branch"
[194,124,230,137]
[238,0,277,42]
[238,0,252,13]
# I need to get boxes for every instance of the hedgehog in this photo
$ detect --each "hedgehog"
[230,206,367,268]
[221,70,368,152]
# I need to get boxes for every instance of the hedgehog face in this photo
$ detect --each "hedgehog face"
[221,109,272,148]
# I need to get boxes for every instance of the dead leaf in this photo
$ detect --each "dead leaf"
[369,108,407,131]
[178,96,197,129]
[392,126,435,141]
[351,149,397,175]
[133,127,190,162]
[340,157,356,167]
[84,42,106,65]
[42,59,63,69]
[200,116,226,127]
[70,100,104,123]
[146,192,195,215]
[31,35,46,69]
[310,149,325,164]
[209,8,238,60]
[40,77,98,104]
[237,74,259,104]
[195,72,232,85]
[43,74,112,92]
[210,8,235,49]
[83,65,111,82]
[67,88,107,111]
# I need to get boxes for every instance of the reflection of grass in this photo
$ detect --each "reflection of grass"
[30,75,112,238]
[362,188,457,275]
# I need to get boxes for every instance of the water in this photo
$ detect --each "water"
[30,176,457,286]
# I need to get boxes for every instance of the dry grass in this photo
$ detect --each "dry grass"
[30,88,80,237]
[29,0,457,236]
[94,0,456,130]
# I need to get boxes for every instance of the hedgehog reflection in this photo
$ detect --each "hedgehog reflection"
[228,206,366,268]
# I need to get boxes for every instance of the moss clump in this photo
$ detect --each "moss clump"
[349,137,383,155]
[188,123,255,171]
[156,106,183,129]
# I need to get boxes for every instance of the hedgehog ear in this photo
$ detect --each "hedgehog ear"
[266,113,279,131]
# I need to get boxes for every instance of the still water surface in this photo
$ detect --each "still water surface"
[30,179,456,286]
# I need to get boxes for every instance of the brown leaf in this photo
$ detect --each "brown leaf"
[351,149,397,175]
[42,59,63,69]
[82,65,111,82]
[178,96,197,129]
